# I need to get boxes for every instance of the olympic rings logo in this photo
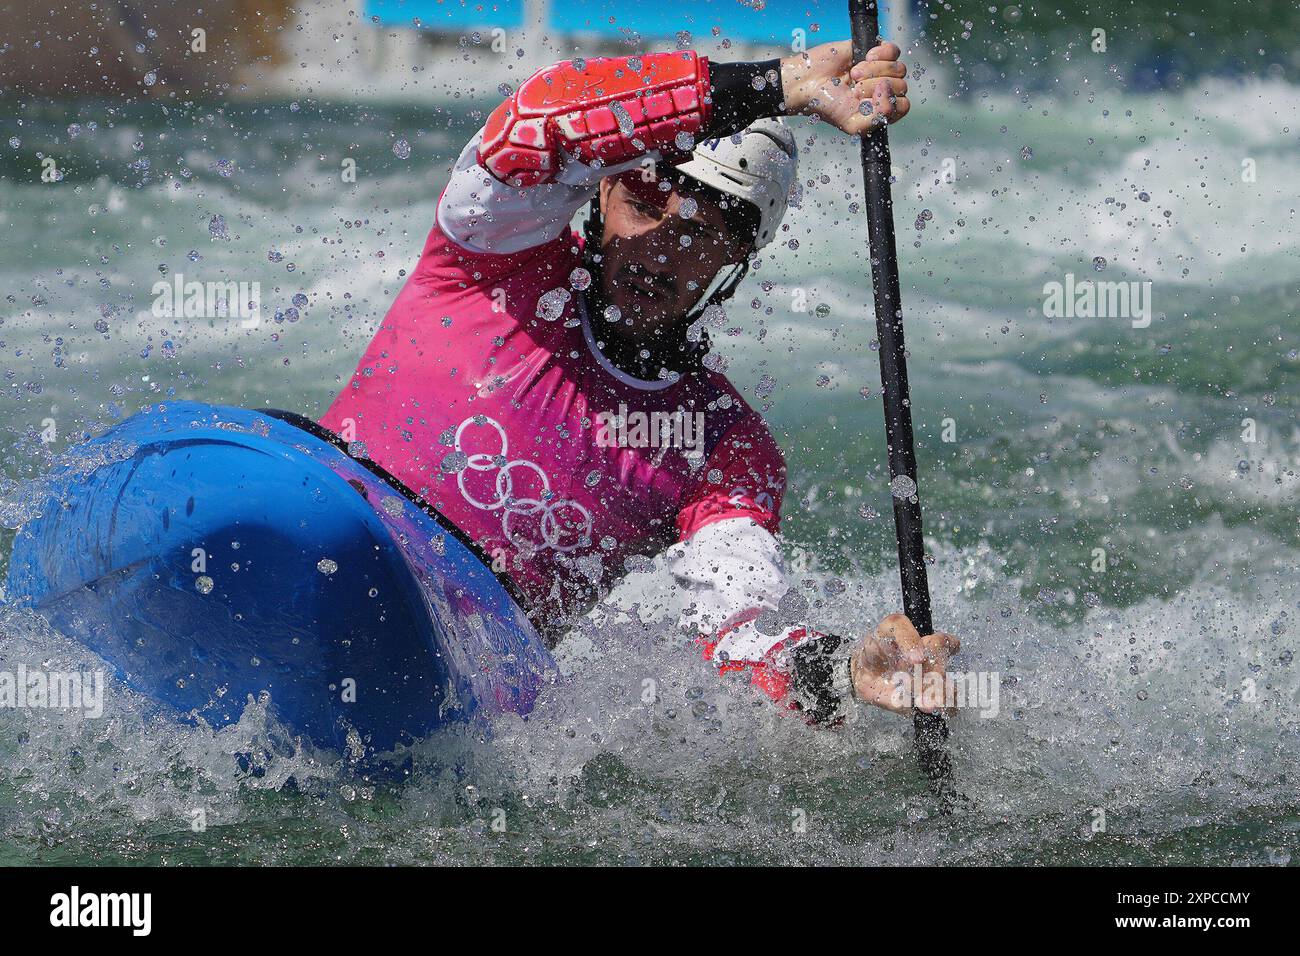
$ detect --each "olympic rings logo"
[453,415,593,553]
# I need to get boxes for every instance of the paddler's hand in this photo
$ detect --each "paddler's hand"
[780,40,910,133]
[849,613,960,715]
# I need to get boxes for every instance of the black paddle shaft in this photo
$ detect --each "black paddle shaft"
[846,0,953,787]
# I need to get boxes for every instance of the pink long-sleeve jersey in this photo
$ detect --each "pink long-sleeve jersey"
[321,52,851,723]
[321,52,786,635]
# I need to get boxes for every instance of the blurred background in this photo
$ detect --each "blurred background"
[5,0,1298,98]
[0,1,1296,865]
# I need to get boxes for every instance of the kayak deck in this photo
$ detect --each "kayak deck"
[1,402,554,755]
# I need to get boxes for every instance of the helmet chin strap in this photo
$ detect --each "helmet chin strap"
[684,257,750,324]
[582,195,603,260]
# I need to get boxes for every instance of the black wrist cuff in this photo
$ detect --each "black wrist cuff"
[790,632,853,725]
[704,58,785,140]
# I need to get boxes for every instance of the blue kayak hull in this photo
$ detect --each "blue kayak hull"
[1,402,554,755]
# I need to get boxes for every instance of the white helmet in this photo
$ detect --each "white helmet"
[676,118,798,250]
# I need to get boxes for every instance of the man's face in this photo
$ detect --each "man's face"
[596,174,749,339]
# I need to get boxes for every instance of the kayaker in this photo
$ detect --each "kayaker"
[321,40,959,725]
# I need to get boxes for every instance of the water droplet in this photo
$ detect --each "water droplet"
[610,101,634,137]
[536,287,571,321]
[208,215,229,240]
[195,575,214,594]
[890,475,917,500]
[392,138,411,159]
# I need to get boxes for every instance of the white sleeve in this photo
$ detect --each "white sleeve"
[668,516,857,723]
[435,132,661,255]
[667,516,804,663]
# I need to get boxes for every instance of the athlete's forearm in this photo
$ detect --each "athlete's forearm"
[698,616,856,726]
[670,518,855,727]
[442,52,791,259]
[477,53,788,187]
